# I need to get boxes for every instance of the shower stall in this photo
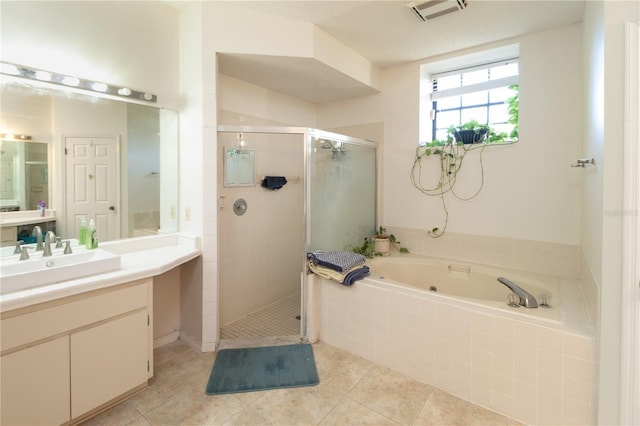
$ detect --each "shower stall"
[217,126,377,345]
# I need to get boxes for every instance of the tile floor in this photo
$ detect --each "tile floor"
[220,294,301,340]
[82,339,523,426]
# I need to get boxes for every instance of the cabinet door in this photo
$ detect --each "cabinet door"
[1,336,70,425]
[0,226,17,247]
[70,310,148,418]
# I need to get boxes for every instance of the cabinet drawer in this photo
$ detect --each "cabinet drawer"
[1,280,150,352]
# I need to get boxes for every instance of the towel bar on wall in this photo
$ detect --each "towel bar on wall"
[570,158,595,168]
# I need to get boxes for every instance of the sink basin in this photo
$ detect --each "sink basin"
[0,249,121,295]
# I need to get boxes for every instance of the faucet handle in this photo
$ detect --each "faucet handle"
[63,240,73,254]
[19,246,30,261]
[13,241,24,255]
[55,236,64,249]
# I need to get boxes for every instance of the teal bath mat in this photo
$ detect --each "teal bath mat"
[205,344,319,395]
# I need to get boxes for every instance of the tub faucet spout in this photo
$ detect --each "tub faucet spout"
[497,277,538,308]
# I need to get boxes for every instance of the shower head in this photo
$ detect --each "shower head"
[319,139,346,154]
[320,139,335,150]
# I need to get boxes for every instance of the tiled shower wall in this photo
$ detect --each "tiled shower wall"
[314,276,597,425]
[217,132,305,327]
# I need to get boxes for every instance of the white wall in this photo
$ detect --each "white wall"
[583,2,640,424]
[319,25,584,246]
[0,1,179,108]
[218,74,316,127]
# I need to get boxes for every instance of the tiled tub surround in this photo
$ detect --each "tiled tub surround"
[387,227,596,328]
[311,254,596,425]
[388,227,581,279]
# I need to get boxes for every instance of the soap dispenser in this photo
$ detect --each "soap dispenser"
[86,219,98,249]
[79,217,87,245]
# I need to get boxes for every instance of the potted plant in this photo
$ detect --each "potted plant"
[372,227,408,254]
[450,119,489,145]
[372,226,392,254]
[349,227,409,258]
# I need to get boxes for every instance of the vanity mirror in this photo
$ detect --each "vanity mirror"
[0,79,178,242]
[0,138,49,212]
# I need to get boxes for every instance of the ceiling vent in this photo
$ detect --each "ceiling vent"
[407,0,468,21]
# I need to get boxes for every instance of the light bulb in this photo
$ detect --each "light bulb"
[91,82,108,92]
[237,133,246,147]
[118,87,132,96]
[34,71,52,81]
[0,63,20,75]
[62,76,80,86]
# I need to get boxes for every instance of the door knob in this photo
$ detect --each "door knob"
[109,206,116,211]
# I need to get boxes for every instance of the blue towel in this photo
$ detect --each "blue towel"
[342,266,370,286]
[308,251,366,273]
[262,176,287,190]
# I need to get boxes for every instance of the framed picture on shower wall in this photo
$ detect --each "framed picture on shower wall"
[223,147,256,187]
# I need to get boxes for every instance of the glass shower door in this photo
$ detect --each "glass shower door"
[307,133,377,251]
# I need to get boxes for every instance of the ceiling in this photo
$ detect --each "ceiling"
[211,0,586,103]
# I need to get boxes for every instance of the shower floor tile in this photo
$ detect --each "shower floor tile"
[220,293,300,341]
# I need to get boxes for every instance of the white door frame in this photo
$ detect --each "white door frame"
[620,19,640,426]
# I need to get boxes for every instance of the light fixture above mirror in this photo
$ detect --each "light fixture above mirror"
[0,61,157,103]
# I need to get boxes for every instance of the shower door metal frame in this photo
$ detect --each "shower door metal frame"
[217,125,378,342]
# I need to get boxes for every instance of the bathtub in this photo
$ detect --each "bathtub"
[365,254,562,325]
[311,253,596,425]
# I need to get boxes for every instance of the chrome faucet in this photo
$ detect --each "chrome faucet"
[497,277,538,308]
[32,226,43,251]
[43,231,56,257]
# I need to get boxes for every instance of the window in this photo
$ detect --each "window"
[429,58,519,142]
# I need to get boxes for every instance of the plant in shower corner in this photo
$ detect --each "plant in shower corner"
[349,227,409,258]
[373,226,409,253]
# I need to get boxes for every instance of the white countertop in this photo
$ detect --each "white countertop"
[0,233,201,313]
[0,210,56,227]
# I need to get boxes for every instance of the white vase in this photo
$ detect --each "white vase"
[373,237,390,254]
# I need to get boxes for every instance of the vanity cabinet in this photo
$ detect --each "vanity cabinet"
[0,279,152,425]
